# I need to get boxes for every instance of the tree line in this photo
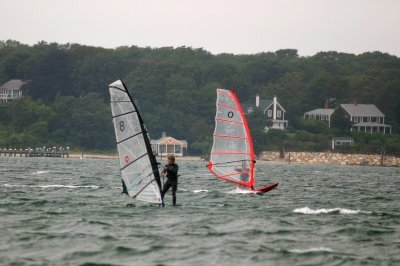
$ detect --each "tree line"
[0,40,399,155]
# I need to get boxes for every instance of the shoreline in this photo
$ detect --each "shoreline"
[69,153,117,159]
[8,151,397,167]
[69,153,203,161]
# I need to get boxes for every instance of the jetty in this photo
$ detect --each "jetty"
[0,147,69,158]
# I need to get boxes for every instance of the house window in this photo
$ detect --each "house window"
[248,107,253,113]
[175,145,181,153]
[167,145,174,153]
[267,110,272,117]
[321,115,325,121]
[277,110,281,118]
[159,145,165,153]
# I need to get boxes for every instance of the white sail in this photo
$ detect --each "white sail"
[109,80,162,204]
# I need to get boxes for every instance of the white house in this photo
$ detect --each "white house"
[331,137,354,150]
[0,79,28,103]
[340,104,391,134]
[304,108,335,127]
[242,94,288,131]
[150,132,188,157]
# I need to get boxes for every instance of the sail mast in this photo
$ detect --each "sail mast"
[230,90,255,188]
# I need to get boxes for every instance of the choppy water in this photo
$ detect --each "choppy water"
[0,157,399,266]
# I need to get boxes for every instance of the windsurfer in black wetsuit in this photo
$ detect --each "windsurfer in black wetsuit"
[161,155,179,206]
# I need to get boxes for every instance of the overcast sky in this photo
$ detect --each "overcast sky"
[1,0,399,56]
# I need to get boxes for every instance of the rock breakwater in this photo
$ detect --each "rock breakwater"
[259,151,400,167]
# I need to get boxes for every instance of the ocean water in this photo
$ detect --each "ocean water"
[0,157,399,266]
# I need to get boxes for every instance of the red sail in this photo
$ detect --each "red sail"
[208,89,255,188]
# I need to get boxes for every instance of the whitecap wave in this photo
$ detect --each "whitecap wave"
[34,185,100,189]
[193,189,208,193]
[289,247,334,253]
[2,184,20,187]
[227,187,255,194]
[32,170,50,175]
[2,184,99,189]
[293,206,371,214]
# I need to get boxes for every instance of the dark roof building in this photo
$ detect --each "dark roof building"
[304,108,335,127]
[340,104,391,134]
[242,94,288,130]
[0,79,29,103]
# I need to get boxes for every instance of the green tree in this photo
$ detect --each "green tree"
[331,107,352,133]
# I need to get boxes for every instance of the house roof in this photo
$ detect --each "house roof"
[304,108,334,116]
[242,98,286,113]
[150,136,188,145]
[341,104,384,117]
[242,99,272,113]
[0,79,29,91]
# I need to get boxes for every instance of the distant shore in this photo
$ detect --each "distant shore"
[69,153,203,161]
[69,153,117,159]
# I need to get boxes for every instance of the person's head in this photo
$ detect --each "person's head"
[168,155,175,164]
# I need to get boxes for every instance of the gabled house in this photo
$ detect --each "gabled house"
[340,104,392,134]
[0,79,28,103]
[242,94,288,130]
[304,108,335,127]
[304,98,336,127]
[150,132,188,157]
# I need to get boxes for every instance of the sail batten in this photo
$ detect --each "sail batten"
[112,110,137,119]
[216,103,240,111]
[208,88,255,188]
[215,118,245,125]
[120,152,148,171]
[218,90,234,99]
[116,132,142,144]
[109,80,162,204]
[211,151,251,155]
[214,134,247,139]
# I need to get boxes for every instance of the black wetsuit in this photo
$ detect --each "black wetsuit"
[161,163,179,206]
